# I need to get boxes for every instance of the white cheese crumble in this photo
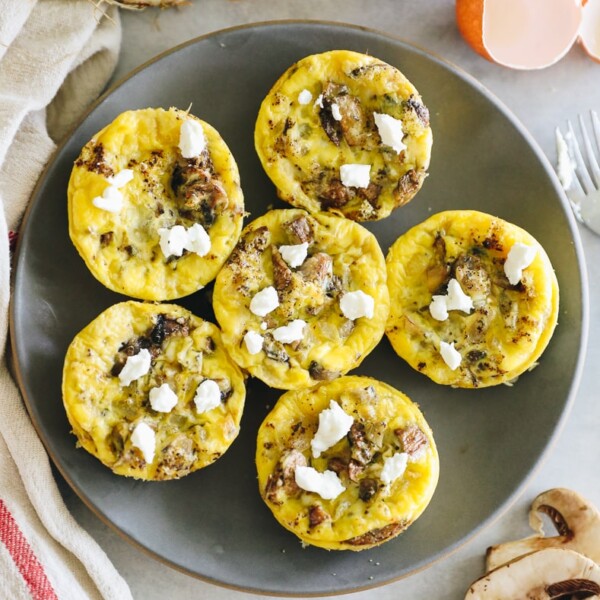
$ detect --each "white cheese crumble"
[273,319,306,344]
[185,223,211,256]
[194,379,221,414]
[149,383,178,413]
[440,341,462,371]
[158,225,187,258]
[374,112,407,154]
[340,290,374,320]
[294,466,345,500]
[179,118,206,158]
[250,286,279,317]
[556,127,574,190]
[314,94,324,108]
[311,400,354,458]
[429,278,474,321]
[340,164,371,189]
[158,223,211,258]
[380,452,409,485]
[298,89,313,105]
[130,422,155,464]
[93,169,135,213]
[429,295,449,322]
[119,349,152,386]
[331,103,342,121]
[504,243,537,285]
[107,169,134,188]
[92,186,123,213]
[279,242,309,268]
[244,330,264,355]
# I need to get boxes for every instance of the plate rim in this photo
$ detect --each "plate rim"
[9,19,590,596]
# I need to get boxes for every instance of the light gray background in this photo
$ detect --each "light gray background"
[60,1,600,598]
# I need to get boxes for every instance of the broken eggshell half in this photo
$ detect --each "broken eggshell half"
[456,0,583,69]
[465,548,600,599]
[486,487,600,571]
[580,0,600,63]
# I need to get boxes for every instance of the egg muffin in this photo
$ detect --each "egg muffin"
[254,50,432,221]
[68,107,244,300]
[386,210,559,388]
[212,209,390,390]
[256,376,439,551]
[62,301,245,480]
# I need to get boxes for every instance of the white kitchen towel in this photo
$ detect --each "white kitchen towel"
[0,1,133,599]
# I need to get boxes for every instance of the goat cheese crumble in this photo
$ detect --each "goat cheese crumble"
[250,286,280,317]
[149,383,178,413]
[244,330,264,355]
[340,164,371,189]
[340,290,374,320]
[429,278,474,321]
[440,341,462,370]
[374,112,407,154]
[194,379,222,414]
[119,349,152,386]
[279,242,308,268]
[179,118,206,158]
[295,466,345,500]
[130,422,155,464]
[311,400,354,458]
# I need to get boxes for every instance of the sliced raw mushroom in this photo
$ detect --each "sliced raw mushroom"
[486,488,600,571]
[465,548,600,599]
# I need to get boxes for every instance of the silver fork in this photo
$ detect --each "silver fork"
[555,110,600,235]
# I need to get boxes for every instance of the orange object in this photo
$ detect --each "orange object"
[456,0,584,69]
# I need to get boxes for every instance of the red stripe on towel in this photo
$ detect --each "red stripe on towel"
[0,499,58,600]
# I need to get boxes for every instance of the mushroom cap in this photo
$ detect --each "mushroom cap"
[486,488,600,571]
[466,548,600,599]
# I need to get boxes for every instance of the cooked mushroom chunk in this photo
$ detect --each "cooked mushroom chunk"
[486,488,600,571]
[465,548,600,600]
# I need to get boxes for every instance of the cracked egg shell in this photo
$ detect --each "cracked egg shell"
[256,375,439,551]
[385,210,559,388]
[212,209,389,390]
[254,50,432,221]
[68,107,244,301]
[580,0,600,63]
[62,301,246,481]
[456,0,582,69]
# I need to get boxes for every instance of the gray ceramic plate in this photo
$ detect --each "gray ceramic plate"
[11,21,587,596]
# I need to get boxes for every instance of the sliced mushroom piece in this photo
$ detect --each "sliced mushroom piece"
[299,252,332,286]
[271,246,292,291]
[265,449,307,504]
[426,232,450,293]
[486,488,600,571]
[283,214,314,245]
[171,153,228,227]
[309,361,340,382]
[453,253,491,301]
[465,548,600,599]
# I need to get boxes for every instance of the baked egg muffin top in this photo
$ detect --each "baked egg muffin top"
[212,208,390,389]
[386,210,559,388]
[62,301,246,480]
[68,107,244,300]
[256,376,439,551]
[255,50,432,221]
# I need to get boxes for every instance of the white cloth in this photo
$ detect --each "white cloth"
[0,1,133,599]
